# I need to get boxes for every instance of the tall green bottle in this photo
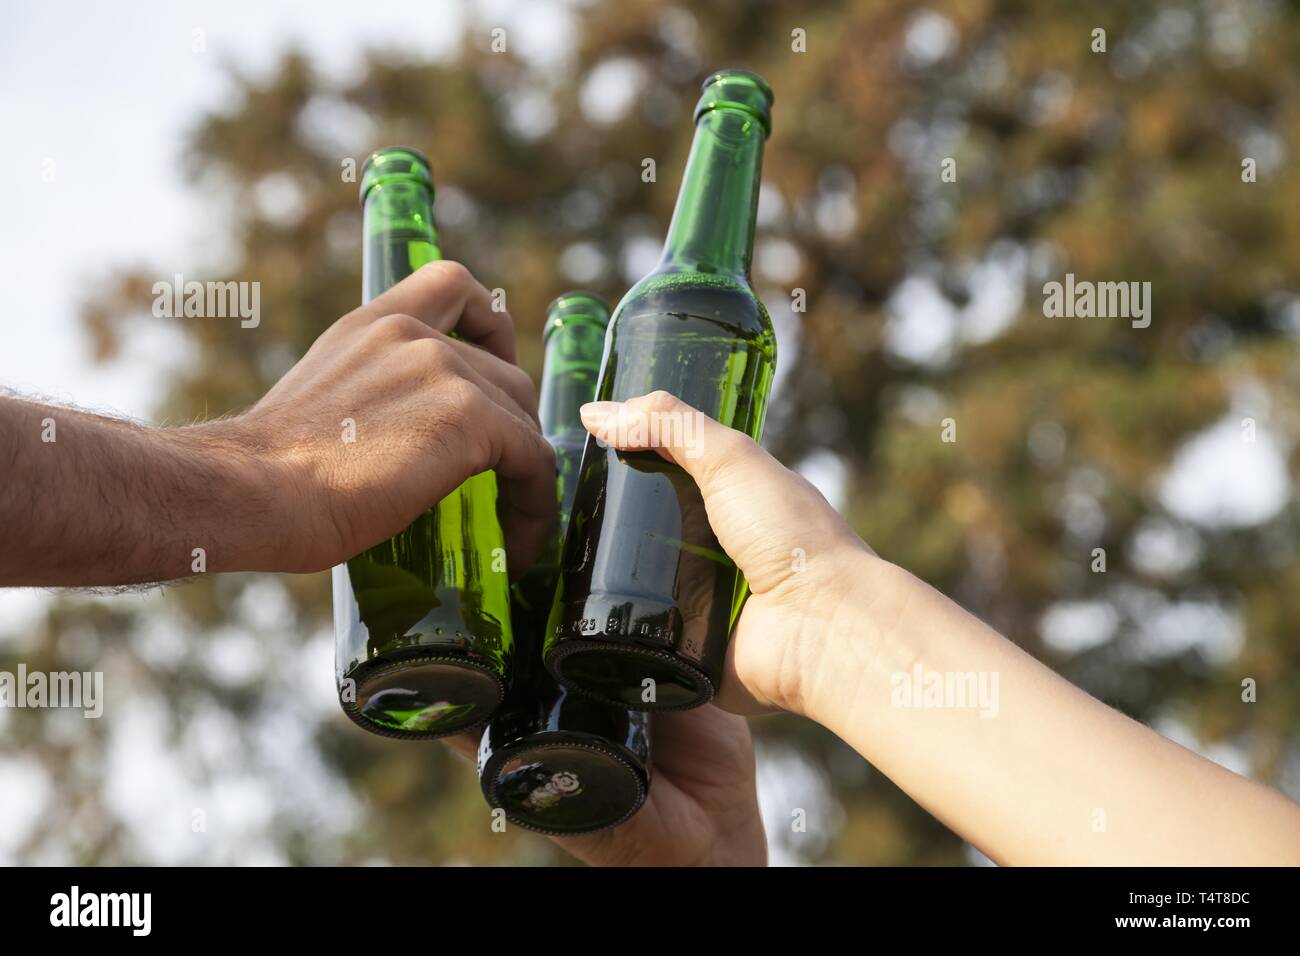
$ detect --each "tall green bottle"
[333,147,512,739]
[544,71,777,710]
[478,293,651,834]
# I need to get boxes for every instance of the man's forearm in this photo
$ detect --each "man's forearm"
[0,396,285,586]
[806,553,1300,865]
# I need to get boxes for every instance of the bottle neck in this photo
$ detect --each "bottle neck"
[539,318,608,443]
[659,107,765,278]
[361,181,441,303]
[531,315,608,581]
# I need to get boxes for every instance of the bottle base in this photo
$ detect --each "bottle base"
[341,654,505,739]
[546,639,714,711]
[481,734,648,835]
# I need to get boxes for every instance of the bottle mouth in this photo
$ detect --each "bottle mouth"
[543,291,612,343]
[694,69,774,137]
[360,146,434,203]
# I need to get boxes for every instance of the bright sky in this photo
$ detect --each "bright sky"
[0,0,573,418]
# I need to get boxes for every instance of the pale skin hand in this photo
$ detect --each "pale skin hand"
[445,706,767,867]
[0,261,556,586]
[579,391,1300,866]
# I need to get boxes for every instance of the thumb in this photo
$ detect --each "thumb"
[578,391,827,596]
[579,390,762,492]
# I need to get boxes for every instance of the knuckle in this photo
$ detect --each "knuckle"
[506,363,535,399]
[370,312,425,341]
[407,335,461,373]
[432,379,489,454]
[638,389,681,414]
[445,374,486,414]
[536,426,556,457]
[426,259,471,286]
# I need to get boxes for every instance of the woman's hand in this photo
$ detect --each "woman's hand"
[578,390,892,718]
[581,392,1300,866]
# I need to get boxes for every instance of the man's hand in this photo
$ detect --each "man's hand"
[230,260,554,574]
[0,261,555,586]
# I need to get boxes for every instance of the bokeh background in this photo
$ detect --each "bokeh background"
[2,0,1298,865]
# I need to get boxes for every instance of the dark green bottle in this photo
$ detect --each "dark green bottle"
[478,293,651,835]
[333,147,512,739]
[544,71,777,711]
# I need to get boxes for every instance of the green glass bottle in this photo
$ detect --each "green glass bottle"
[478,293,651,835]
[333,147,512,739]
[544,71,777,711]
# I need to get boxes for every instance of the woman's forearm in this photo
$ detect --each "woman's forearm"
[806,553,1300,865]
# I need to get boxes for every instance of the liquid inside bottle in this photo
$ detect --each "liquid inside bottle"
[545,73,777,710]
[333,147,512,738]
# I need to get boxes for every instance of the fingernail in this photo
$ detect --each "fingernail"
[580,401,619,422]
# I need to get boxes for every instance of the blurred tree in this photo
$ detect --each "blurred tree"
[6,0,1298,864]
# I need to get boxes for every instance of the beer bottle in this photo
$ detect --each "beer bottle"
[544,71,777,710]
[334,147,512,738]
[478,293,650,834]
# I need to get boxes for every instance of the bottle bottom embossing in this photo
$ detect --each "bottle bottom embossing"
[480,736,648,835]
[546,636,713,711]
